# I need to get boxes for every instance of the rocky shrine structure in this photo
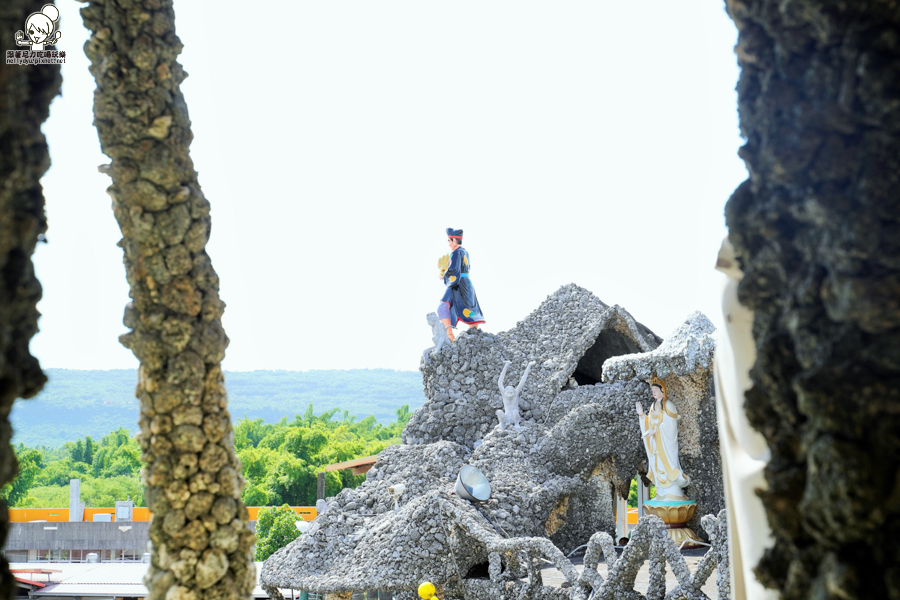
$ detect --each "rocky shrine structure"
[261,284,726,600]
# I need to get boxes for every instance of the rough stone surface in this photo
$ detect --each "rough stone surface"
[405,286,661,450]
[262,286,725,598]
[455,510,730,600]
[602,312,717,385]
[0,4,60,598]
[725,1,900,597]
[79,2,254,599]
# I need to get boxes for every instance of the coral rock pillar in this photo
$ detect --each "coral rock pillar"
[726,1,900,597]
[0,2,61,598]
[80,1,254,598]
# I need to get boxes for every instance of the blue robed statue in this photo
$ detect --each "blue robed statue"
[438,228,485,341]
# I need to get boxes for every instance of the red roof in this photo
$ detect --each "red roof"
[14,577,45,589]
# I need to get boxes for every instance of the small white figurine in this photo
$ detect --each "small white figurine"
[423,312,451,363]
[496,360,535,429]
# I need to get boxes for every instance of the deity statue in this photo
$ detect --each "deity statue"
[496,360,534,429]
[437,228,485,342]
[636,377,691,501]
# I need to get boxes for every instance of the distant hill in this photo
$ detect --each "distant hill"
[11,369,425,448]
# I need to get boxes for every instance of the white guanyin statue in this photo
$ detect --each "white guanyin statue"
[636,377,691,501]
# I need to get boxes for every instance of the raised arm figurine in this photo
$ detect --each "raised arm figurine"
[437,228,485,342]
[636,376,691,501]
[496,360,535,429]
[423,312,451,363]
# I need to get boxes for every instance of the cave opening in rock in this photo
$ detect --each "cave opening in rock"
[572,370,599,386]
[463,560,492,579]
[573,328,645,385]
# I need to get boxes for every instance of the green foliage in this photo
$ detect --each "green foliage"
[8,426,144,508]
[89,428,141,478]
[237,404,410,507]
[7,404,411,511]
[68,437,96,465]
[84,437,95,465]
[242,485,269,507]
[79,476,144,507]
[254,505,303,561]
[25,477,144,508]
[70,440,84,463]
[1,446,43,506]
[627,477,656,508]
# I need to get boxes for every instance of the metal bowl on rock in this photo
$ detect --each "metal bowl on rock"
[455,465,491,502]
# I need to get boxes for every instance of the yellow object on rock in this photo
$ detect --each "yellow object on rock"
[418,582,436,599]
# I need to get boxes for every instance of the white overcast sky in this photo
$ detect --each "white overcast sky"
[32,1,746,373]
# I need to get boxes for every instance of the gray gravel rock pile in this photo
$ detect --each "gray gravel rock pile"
[544,380,648,425]
[467,421,616,553]
[602,311,716,383]
[405,284,661,449]
[269,490,479,596]
[537,381,653,498]
[338,441,471,515]
[261,286,726,597]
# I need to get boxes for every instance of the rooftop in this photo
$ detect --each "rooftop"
[10,562,271,598]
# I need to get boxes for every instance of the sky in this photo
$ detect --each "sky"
[30,1,747,373]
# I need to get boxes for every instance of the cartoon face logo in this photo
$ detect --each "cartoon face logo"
[15,4,62,51]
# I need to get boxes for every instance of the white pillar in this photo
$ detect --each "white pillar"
[68,479,84,522]
[637,479,650,517]
[616,495,628,541]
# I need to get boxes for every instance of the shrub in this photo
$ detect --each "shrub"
[255,504,304,561]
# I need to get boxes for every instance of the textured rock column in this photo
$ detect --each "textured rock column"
[725,1,900,598]
[80,2,254,599]
[0,2,61,598]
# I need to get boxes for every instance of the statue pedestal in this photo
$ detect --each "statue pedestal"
[643,499,704,549]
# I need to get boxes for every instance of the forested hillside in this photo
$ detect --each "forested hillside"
[11,369,424,447]
[3,405,412,509]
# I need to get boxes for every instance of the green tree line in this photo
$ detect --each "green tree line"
[237,404,410,506]
[1,404,412,509]
[1,427,144,508]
